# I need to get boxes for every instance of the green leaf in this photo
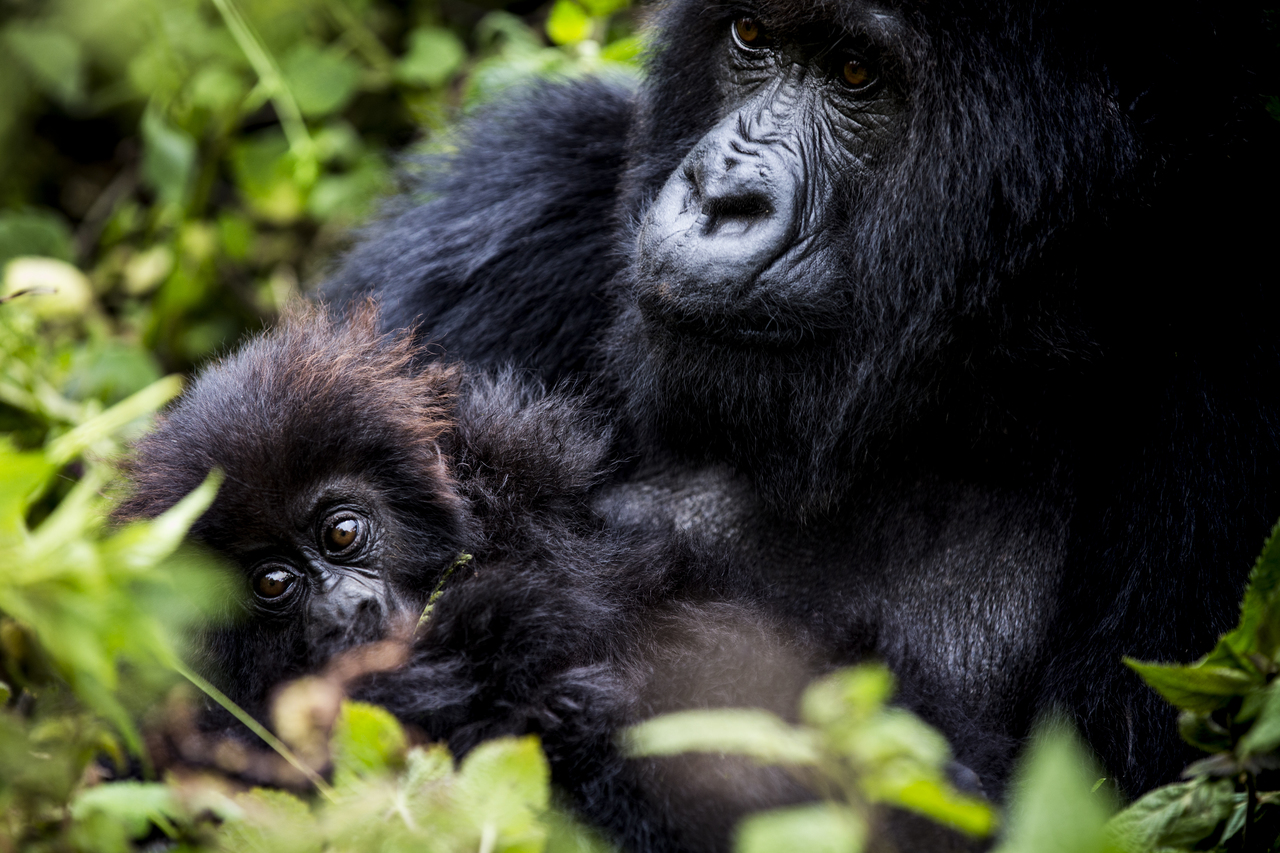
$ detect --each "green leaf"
[1107,778,1235,853]
[1125,659,1259,713]
[306,158,388,224]
[454,735,551,852]
[801,664,894,729]
[230,129,309,223]
[736,803,866,853]
[0,440,55,541]
[888,777,998,838]
[281,44,362,119]
[4,24,85,106]
[0,209,74,268]
[579,0,629,15]
[995,725,1120,853]
[101,468,221,575]
[331,701,408,787]
[398,26,467,88]
[600,35,644,65]
[140,107,197,206]
[625,708,820,766]
[1237,677,1280,756]
[546,0,593,45]
[1229,519,1280,661]
[70,781,181,840]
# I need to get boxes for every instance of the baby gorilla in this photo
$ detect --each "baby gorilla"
[117,305,819,853]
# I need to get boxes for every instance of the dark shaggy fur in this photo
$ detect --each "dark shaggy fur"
[321,0,1280,798]
[118,307,841,853]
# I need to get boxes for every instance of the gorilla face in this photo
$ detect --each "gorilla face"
[635,12,905,348]
[117,309,469,720]
[613,0,1131,512]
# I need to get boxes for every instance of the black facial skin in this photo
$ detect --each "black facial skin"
[319,0,1280,820]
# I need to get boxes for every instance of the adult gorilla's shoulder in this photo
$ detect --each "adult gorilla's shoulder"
[319,77,635,384]
[321,0,1280,803]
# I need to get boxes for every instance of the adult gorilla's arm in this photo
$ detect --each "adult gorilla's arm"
[318,78,635,384]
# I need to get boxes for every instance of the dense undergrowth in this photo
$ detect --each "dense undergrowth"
[2,0,1280,850]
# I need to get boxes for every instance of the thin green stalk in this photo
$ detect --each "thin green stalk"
[417,553,473,632]
[207,0,317,179]
[173,659,336,801]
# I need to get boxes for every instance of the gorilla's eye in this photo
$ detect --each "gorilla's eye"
[322,514,363,555]
[840,58,874,89]
[253,567,298,602]
[731,17,768,49]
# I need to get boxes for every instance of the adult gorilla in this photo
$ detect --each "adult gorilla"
[324,0,1280,797]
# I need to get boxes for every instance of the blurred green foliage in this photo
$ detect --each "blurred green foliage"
[0,0,639,848]
[2,0,1278,850]
[0,0,642,372]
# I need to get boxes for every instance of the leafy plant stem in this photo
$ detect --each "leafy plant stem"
[172,658,336,801]
[1244,771,1256,850]
[324,0,397,74]
[207,0,318,180]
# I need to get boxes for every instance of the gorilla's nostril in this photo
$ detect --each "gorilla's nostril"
[701,193,774,234]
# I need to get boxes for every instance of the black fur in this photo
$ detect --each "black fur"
[119,308,832,853]
[322,0,1280,798]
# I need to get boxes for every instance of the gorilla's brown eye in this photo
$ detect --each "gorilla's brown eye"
[253,568,297,601]
[732,17,766,47]
[322,515,361,554]
[841,58,872,89]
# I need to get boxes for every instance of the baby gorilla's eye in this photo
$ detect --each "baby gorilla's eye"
[253,567,298,602]
[322,513,363,555]
[731,17,769,49]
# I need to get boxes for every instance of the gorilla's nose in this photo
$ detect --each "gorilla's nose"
[690,150,777,238]
[636,126,799,303]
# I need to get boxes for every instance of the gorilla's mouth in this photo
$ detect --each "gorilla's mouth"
[637,290,817,349]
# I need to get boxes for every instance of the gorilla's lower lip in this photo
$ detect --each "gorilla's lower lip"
[639,297,813,349]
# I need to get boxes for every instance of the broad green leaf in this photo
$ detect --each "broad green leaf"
[4,25,85,106]
[579,0,629,15]
[625,708,820,766]
[140,107,197,206]
[100,468,220,574]
[600,35,644,65]
[0,440,54,541]
[231,130,309,223]
[189,64,248,113]
[281,44,362,119]
[1229,519,1280,661]
[45,374,182,467]
[886,777,997,838]
[331,701,408,787]
[1125,659,1259,713]
[544,807,618,853]
[546,0,593,45]
[0,209,74,267]
[403,742,454,791]
[1107,778,1235,852]
[1237,678,1280,756]
[454,735,551,853]
[995,726,1119,853]
[801,664,894,728]
[70,781,180,840]
[736,803,866,853]
[398,26,467,88]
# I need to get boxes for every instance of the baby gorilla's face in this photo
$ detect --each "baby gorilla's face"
[210,476,420,662]
[116,305,470,723]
